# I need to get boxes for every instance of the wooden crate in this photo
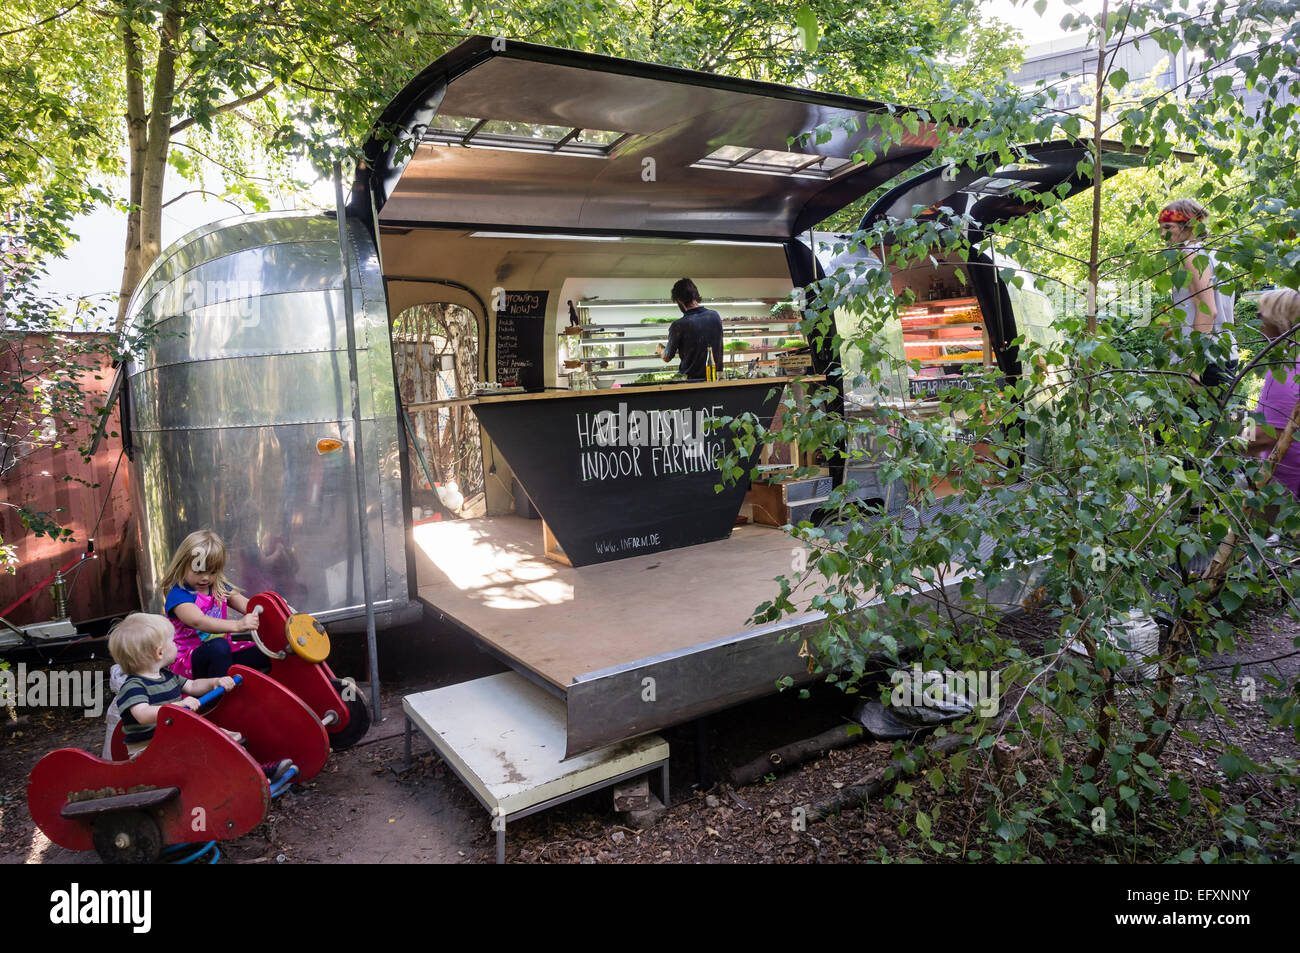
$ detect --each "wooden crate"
[745,473,833,526]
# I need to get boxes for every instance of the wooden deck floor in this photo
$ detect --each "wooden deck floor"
[413,516,810,690]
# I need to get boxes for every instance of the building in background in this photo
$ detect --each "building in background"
[1009,33,1278,117]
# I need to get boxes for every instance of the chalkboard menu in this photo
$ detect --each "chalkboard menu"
[473,382,785,567]
[494,290,548,392]
[907,374,1007,399]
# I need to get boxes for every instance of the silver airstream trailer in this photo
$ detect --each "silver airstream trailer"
[122,212,418,631]
[121,37,1141,756]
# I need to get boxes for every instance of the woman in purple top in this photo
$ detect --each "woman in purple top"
[1247,289,1300,499]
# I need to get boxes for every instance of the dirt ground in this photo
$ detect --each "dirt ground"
[3,606,1297,864]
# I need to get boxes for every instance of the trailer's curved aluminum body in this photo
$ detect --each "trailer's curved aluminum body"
[122,211,417,629]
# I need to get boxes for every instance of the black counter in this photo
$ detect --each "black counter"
[472,378,812,566]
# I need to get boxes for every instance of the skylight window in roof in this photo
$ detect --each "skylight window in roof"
[572,129,625,146]
[479,120,573,141]
[433,115,483,133]
[964,176,1022,196]
[749,149,816,170]
[993,162,1050,174]
[423,115,630,156]
[706,145,753,163]
[693,145,853,179]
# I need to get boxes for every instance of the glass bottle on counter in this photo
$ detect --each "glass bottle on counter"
[705,346,717,382]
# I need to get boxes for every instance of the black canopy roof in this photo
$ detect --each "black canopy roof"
[359,36,944,241]
[859,140,1153,233]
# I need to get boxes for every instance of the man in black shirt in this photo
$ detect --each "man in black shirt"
[656,278,723,380]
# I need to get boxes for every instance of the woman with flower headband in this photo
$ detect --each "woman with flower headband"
[1159,198,1238,389]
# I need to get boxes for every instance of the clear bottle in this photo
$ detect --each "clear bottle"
[705,346,717,382]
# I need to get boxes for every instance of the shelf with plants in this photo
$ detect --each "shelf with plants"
[561,297,807,386]
[899,295,978,314]
[901,322,982,332]
[575,324,797,342]
[912,354,985,366]
[724,343,806,356]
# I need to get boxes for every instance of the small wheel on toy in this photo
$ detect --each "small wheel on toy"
[92,811,163,865]
[328,678,371,750]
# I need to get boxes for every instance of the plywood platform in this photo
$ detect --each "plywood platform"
[403,672,668,816]
[413,516,810,691]
[403,671,669,862]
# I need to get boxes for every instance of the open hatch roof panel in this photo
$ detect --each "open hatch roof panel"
[859,139,1154,234]
[362,36,944,241]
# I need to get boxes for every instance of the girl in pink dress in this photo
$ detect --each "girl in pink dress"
[1247,289,1300,501]
[158,529,269,679]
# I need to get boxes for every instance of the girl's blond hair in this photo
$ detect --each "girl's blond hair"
[1259,288,1300,331]
[108,613,172,675]
[158,528,239,600]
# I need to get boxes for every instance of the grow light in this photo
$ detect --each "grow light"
[467,232,624,241]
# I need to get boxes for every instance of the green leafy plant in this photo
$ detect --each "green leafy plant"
[722,0,1300,862]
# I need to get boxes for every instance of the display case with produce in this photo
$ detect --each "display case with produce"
[899,295,992,399]
[561,296,810,387]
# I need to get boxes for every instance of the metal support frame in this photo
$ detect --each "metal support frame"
[695,717,711,787]
[403,713,669,864]
[334,162,382,723]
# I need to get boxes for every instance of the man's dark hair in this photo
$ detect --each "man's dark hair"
[671,278,701,307]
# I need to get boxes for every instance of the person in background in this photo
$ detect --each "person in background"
[1160,198,1238,388]
[1246,288,1300,501]
[656,278,723,381]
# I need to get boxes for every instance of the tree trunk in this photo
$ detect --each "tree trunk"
[115,2,181,329]
[117,8,148,328]
[1086,0,1109,336]
[729,723,867,786]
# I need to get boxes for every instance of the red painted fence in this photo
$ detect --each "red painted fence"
[0,332,138,628]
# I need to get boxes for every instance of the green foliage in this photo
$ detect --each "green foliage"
[1,0,1024,552]
[1235,295,1259,329]
[614,0,1022,96]
[722,0,1300,862]
[2,0,1023,250]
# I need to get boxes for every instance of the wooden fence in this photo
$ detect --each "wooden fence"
[0,332,138,628]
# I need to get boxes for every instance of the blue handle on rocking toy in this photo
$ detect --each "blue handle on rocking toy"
[197,674,243,706]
